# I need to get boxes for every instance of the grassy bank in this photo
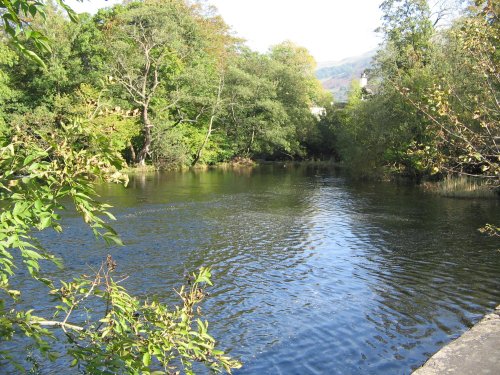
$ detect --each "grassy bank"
[123,158,340,173]
[422,175,499,199]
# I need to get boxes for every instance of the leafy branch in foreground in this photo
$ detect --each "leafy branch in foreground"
[0,121,126,292]
[0,0,240,372]
[45,258,241,374]
[0,120,125,368]
[0,122,240,373]
[0,0,78,67]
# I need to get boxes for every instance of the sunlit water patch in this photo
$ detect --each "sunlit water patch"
[4,166,500,374]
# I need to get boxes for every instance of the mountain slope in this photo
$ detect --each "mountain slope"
[316,50,375,102]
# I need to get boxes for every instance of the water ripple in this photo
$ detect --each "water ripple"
[4,167,500,374]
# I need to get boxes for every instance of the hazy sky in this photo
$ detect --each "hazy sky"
[66,0,383,63]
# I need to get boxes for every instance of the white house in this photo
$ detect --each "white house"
[310,106,326,118]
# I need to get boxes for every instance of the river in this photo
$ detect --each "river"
[6,165,500,374]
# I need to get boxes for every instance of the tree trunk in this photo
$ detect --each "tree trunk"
[192,74,224,166]
[246,126,255,156]
[193,114,215,166]
[136,104,152,166]
[129,141,136,164]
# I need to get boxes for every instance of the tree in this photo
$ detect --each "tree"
[11,1,83,107]
[0,0,241,372]
[66,83,142,155]
[184,4,235,166]
[191,72,225,165]
[220,50,288,158]
[334,0,498,183]
[377,0,434,72]
[400,0,499,178]
[0,42,18,135]
[103,0,213,166]
[269,41,331,158]
[334,0,438,178]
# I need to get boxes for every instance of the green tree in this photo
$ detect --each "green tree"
[66,83,142,155]
[103,0,219,166]
[377,0,434,72]
[405,0,499,178]
[70,11,110,87]
[217,43,330,161]
[9,1,85,108]
[333,0,437,178]
[220,51,288,158]
[0,42,18,136]
[269,41,331,158]
[0,0,241,372]
[185,5,235,166]
[335,0,498,183]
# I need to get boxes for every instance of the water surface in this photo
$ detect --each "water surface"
[7,166,500,374]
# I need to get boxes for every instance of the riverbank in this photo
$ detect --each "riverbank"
[421,175,499,199]
[122,159,340,173]
[412,305,500,374]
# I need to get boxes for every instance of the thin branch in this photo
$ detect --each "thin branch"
[34,319,84,331]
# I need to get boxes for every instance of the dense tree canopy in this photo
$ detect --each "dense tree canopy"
[1,0,496,179]
[332,0,499,183]
[0,0,332,168]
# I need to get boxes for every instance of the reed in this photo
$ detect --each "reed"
[425,175,498,199]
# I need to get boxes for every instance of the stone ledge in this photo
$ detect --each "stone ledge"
[412,305,500,374]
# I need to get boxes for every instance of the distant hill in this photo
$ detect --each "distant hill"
[316,50,375,102]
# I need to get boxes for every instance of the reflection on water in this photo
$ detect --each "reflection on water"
[4,166,500,374]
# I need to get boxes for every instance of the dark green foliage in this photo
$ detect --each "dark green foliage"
[329,0,498,183]
[0,0,333,168]
[219,44,330,161]
[304,103,343,160]
[0,44,18,135]
[377,0,434,71]
[1,1,244,373]
[0,119,241,374]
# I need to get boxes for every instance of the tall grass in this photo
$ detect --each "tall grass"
[425,175,499,199]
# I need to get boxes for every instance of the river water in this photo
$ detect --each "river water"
[7,165,500,374]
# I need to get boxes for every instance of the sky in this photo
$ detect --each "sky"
[66,0,384,64]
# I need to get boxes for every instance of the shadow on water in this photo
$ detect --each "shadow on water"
[4,165,500,374]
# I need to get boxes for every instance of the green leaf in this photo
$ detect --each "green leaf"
[34,199,43,211]
[104,233,124,246]
[28,4,38,17]
[7,289,21,298]
[22,49,47,69]
[22,249,44,260]
[143,352,151,367]
[39,216,51,229]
